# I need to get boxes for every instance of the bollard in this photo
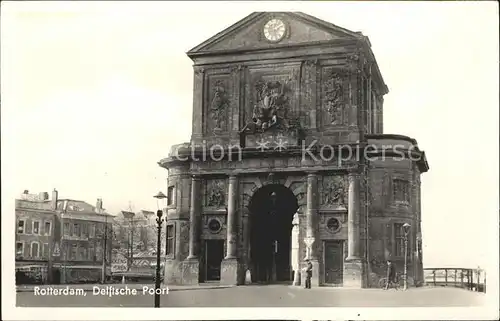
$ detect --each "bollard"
[293,269,301,286]
[121,275,125,284]
[245,269,252,285]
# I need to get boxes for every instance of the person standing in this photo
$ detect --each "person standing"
[385,260,397,290]
[303,260,313,289]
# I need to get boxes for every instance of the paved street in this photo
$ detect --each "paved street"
[16,285,486,307]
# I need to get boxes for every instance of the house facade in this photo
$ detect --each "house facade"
[15,189,113,284]
[15,191,57,284]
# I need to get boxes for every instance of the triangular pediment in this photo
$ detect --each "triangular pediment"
[188,12,362,55]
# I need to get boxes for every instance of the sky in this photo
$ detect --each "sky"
[2,1,499,271]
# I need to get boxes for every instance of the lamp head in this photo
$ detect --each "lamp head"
[403,222,411,234]
[154,191,167,200]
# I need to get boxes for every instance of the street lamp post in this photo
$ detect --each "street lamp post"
[403,222,411,291]
[122,212,136,272]
[154,191,167,308]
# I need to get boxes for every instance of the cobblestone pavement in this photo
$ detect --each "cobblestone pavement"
[16,285,486,307]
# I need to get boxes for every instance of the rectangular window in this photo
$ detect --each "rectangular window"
[82,224,88,237]
[17,220,25,234]
[70,244,78,260]
[63,222,70,236]
[166,224,174,256]
[96,245,103,261]
[44,221,52,236]
[42,243,49,259]
[88,243,95,261]
[33,221,41,235]
[73,223,80,237]
[393,179,410,203]
[167,186,175,206]
[79,246,86,261]
[16,242,24,257]
[31,242,40,258]
[89,224,96,238]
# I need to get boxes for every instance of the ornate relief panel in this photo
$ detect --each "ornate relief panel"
[321,175,347,210]
[204,179,227,209]
[320,66,349,128]
[205,70,233,135]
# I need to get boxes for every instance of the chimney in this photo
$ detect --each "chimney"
[51,189,58,210]
[96,198,103,212]
[21,190,29,200]
[39,192,49,201]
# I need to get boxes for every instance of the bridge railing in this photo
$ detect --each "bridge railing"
[423,268,486,293]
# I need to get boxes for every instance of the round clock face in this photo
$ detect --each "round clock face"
[263,18,286,42]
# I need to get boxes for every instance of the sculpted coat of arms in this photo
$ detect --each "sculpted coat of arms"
[240,79,292,134]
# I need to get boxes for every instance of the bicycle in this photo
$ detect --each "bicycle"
[378,272,404,290]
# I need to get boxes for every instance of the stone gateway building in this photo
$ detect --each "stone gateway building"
[159,12,429,288]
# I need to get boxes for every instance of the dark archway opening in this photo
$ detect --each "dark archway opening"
[248,184,299,284]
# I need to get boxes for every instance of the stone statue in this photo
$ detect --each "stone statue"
[210,81,228,130]
[291,213,301,286]
[324,71,344,125]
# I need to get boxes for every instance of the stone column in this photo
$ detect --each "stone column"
[225,175,238,259]
[221,174,240,285]
[304,171,320,286]
[182,175,202,285]
[344,168,365,288]
[187,175,202,259]
[347,170,361,260]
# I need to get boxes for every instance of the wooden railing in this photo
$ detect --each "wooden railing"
[423,268,486,293]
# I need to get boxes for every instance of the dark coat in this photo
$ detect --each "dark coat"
[306,262,313,278]
[387,263,396,281]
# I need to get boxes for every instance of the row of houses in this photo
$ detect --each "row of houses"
[15,189,164,284]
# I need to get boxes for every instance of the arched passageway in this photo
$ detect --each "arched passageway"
[248,184,299,283]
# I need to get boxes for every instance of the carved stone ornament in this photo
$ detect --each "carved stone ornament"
[194,68,205,76]
[210,80,229,130]
[326,217,341,233]
[207,218,222,234]
[323,70,346,125]
[323,176,346,206]
[207,180,225,207]
[240,78,297,134]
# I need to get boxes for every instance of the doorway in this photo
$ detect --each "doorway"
[204,239,224,281]
[248,184,298,284]
[52,268,61,284]
[324,240,344,286]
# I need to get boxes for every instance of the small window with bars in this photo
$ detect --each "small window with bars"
[393,179,410,203]
[167,186,175,206]
[166,224,175,256]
